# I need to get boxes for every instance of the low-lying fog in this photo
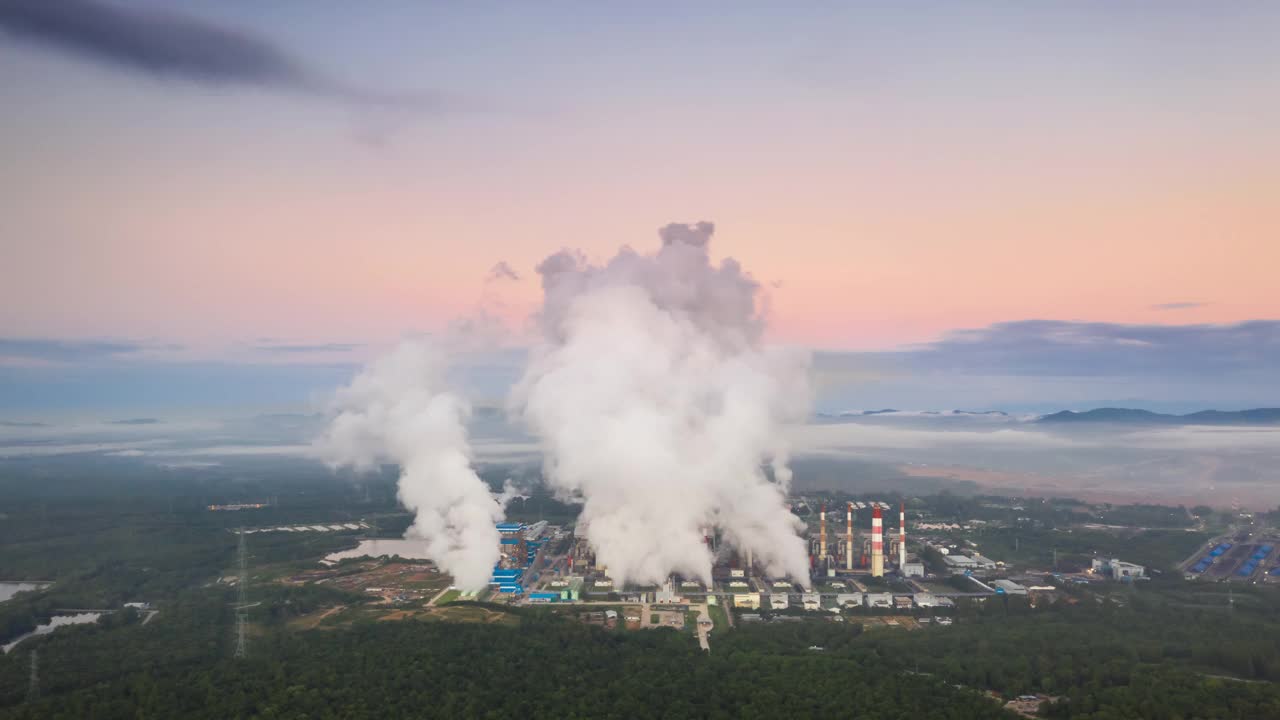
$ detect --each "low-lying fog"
[2,409,1277,509]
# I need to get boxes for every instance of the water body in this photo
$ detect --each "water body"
[0,581,51,603]
[324,539,431,564]
[2,613,102,653]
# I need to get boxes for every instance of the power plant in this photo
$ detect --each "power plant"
[800,500,911,579]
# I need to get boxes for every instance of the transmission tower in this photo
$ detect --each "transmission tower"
[27,649,38,702]
[234,527,248,659]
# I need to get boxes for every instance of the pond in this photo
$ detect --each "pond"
[323,538,431,564]
[3,613,102,653]
[0,581,52,603]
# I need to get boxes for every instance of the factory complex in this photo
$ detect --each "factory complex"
[479,499,1003,614]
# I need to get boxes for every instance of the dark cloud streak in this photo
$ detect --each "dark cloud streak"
[0,337,151,362]
[486,261,521,283]
[1152,301,1207,311]
[254,343,360,354]
[841,319,1280,377]
[0,0,445,109]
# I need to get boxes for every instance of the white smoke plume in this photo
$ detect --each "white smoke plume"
[510,221,812,586]
[316,340,504,590]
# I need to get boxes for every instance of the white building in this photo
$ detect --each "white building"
[801,593,821,611]
[733,593,761,609]
[769,593,789,610]
[942,552,997,574]
[1091,558,1146,581]
[655,579,683,604]
[836,593,863,607]
[902,562,925,578]
[865,592,893,608]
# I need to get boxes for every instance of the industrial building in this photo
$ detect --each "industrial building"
[991,579,1028,595]
[769,593,789,610]
[865,592,893,608]
[491,521,553,593]
[654,578,683,604]
[1091,558,1146,581]
[547,576,583,601]
[734,593,761,609]
[939,551,998,573]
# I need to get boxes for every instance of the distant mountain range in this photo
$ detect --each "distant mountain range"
[1037,408,1280,425]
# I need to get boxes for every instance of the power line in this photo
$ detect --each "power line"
[235,527,248,659]
[27,649,38,703]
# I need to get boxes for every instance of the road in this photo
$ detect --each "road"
[693,604,711,651]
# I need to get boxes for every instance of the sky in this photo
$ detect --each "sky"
[1,1,1277,414]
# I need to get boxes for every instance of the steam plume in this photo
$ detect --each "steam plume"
[316,341,503,590]
[511,222,812,586]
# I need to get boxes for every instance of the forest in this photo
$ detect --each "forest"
[3,457,1280,718]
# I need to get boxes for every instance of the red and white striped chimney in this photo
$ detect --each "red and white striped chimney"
[899,502,907,569]
[845,501,854,571]
[819,503,827,559]
[871,505,884,577]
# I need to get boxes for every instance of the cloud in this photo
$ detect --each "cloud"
[810,319,1280,413]
[0,337,149,362]
[0,0,445,109]
[658,221,715,248]
[902,319,1280,377]
[1152,301,1207,311]
[254,343,361,354]
[486,261,521,283]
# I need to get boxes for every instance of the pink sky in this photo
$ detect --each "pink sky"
[1,3,1276,356]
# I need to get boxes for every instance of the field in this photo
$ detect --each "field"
[964,526,1212,571]
[707,603,729,631]
[290,601,521,629]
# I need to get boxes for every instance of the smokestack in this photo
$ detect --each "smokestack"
[845,502,854,571]
[871,506,884,577]
[819,503,827,560]
[899,502,907,569]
